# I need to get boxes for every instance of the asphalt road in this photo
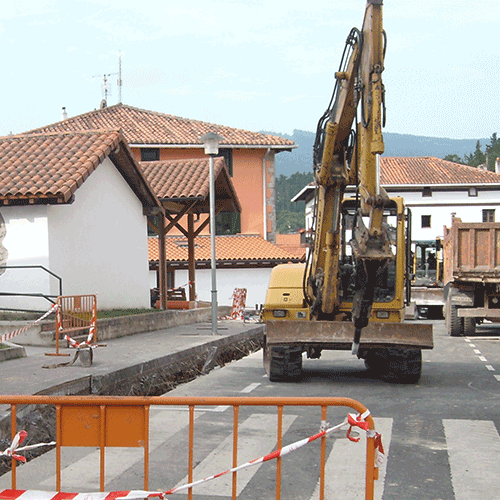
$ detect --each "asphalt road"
[3,319,499,499]
[166,318,500,500]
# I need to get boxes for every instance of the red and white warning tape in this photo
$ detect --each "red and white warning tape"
[0,490,162,499]
[1,431,55,463]
[0,411,384,499]
[0,304,58,344]
[166,280,194,293]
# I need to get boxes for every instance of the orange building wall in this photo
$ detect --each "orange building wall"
[132,146,274,239]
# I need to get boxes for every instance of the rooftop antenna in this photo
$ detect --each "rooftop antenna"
[93,71,118,107]
[117,51,123,103]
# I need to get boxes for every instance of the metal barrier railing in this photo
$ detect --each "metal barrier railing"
[0,395,381,500]
[47,295,97,356]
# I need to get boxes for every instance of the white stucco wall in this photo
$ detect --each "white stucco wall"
[48,158,151,309]
[0,158,151,311]
[303,186,500,244]
[383,187,500,241]
[0,205,54,310]
[149,267,273,309]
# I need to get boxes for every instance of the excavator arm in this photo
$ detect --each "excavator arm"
[306,0,393,353]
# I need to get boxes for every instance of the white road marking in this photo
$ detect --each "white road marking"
[240,382,260,393]
[444,419,500,500]
[479,356,488,362]
[486,364,495,371]
[174,412,296,496]
[473,349,481,354]
[310,418,393,500]
[495,374,500,381]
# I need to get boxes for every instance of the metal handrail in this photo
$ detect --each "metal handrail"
[0,265,63,312]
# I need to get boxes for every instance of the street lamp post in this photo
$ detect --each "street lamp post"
[201,132,224,335]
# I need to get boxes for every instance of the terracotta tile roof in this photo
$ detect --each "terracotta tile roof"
[275,233,307,259]
[148,235,302,263]
[380,157,500,185]
[141,157,222,200]
[0,129,162,210]
[28,103,296,149]
[293,157,500,202]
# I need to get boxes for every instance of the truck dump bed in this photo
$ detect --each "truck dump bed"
[443,218,500,284]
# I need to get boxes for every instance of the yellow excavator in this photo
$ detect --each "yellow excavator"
[262,0,433,383]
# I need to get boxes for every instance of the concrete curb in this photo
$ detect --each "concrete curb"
[92,325,265,395]
[0,307,215,347]
[0,342,27,362]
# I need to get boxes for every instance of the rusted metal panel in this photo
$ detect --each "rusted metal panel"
[444,218,500,284]
[266,320,433,349]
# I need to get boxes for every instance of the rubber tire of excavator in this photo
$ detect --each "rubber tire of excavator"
[364,348,422,384]
[263,342,303,382]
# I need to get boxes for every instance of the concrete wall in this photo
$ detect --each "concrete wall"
[0,158,151,311]
[150,266,273,309]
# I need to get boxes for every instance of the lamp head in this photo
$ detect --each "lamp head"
[200,132,224,155]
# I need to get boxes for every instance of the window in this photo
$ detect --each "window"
[468,187,478,197]
[217,148,233,176]
[421,215,431,228]
[422,187,432,197]
[483,209,495,223]
[140,148,160,162]
[216,212,240,235]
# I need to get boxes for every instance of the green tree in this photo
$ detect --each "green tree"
[276,210,305,234]
[275,171,314,213]
[275,171,313,234]
[464,140,486,168]
[443,154,465,164]
[485,133,500,171]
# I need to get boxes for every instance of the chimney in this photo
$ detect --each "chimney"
[496,157,500,175]
[61,107,68,120]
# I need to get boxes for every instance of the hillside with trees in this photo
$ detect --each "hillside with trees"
[444,133,500,170]
[271,130,498,234]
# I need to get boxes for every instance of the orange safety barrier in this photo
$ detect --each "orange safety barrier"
[46,294,97,356]
[0,395,381,500]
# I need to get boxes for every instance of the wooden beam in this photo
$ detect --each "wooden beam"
[158,212,167,310]
[187,214,196,302]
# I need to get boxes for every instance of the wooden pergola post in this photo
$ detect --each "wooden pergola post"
[187,213,196,302]
[158,212,167,310]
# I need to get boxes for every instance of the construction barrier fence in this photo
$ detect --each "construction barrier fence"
[48,295,97,356]
[0,395,383,500]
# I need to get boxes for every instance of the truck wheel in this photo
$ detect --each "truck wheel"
[263,343,302,382]
[463,317,476,336]
[448,304,464,337]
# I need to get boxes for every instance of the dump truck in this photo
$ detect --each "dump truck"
[443,217,500,336]
[261,0,433,384]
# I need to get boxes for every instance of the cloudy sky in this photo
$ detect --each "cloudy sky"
[1,0,498,140]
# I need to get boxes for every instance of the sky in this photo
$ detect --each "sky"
[1,0,498,140]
